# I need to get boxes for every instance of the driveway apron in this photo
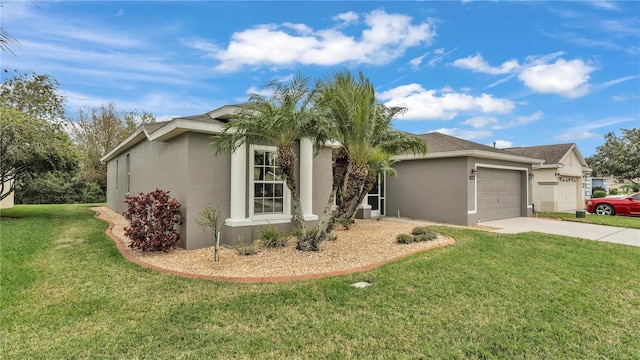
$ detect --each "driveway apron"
[479,217,640,247]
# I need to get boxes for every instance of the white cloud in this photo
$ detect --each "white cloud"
[463,116,498,129]
[453,51,598,98]
[492,111,544,130]
[379,84,515,121]
[492,140,514,149]
[211,9,436,71]
[434,128,492,140]
[452,54,520,75]
[518,58,595,98]
[334,11,359,24]
[553,116,635,141]
[585,1,621,11]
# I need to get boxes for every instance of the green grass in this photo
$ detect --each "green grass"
[536,211,640,229]
[2,204,639,359]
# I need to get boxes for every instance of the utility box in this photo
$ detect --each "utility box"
[576,210,586,218]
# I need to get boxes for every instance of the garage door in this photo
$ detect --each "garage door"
[557,176,578,211]
[477,168,522,221]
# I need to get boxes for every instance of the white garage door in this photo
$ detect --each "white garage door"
[478,168,522,221]
[557,176,578,211]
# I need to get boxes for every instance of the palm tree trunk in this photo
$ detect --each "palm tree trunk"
[276,146,306,238]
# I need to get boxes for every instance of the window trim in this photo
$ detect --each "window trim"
[248,145,291,222]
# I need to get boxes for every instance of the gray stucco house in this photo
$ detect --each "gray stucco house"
[505,143,591,212]
[102,106,544,249]
[101,105,333,250]
[382,133,543,225]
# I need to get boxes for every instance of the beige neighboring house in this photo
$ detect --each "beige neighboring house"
[505,143,591,212]
[1,180,15,209]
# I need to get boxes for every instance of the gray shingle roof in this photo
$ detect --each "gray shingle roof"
[416,132,511,155]
[504,143,575,164]
[141,121,170,134]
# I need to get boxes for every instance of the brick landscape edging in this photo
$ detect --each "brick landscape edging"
[94,209,455,283]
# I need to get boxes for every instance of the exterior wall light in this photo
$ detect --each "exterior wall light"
[529,173,535,183]
[470,168,477,180]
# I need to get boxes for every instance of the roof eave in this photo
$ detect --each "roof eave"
[395,149,544,164]
[100,127,149,163]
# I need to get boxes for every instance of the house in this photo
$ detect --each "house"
[505,143,591,212]
[101,105,333,250]
[0,180,14,209]
[379,132,543,226]
[102,105,546,250]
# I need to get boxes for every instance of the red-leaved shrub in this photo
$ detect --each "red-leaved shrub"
[123,189,183,252]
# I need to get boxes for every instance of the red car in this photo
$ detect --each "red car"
[585,192,640,217]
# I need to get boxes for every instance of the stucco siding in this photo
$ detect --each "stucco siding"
[106,139,187,214]
[386,157,469,225]
[311,147,334,218]
[184,133,231,250]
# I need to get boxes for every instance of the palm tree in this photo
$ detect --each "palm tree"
[310,70,427,243]
[213,72,325,248]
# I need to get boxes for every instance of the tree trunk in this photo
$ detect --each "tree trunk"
[301,188,337,250]
[333,148,350,209]
[276,146,306,238]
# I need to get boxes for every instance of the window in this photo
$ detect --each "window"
[251,146,287,216]
[125,154,131,194]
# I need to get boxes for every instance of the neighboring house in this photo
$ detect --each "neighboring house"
[0,180,15,209]
[505,143,591,212]
[101,105,333,250]
[382,132,543,226]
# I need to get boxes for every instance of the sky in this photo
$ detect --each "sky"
[2,1,639,157]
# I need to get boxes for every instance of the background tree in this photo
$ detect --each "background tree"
[0,71,80,203]
[72,103,156,194]
[0,70,66,122]
[0,107,78,201]
[586,128,640,191]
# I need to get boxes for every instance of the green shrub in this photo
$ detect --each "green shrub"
[413,232,437,242]
[259,224,288,248]
[236,235,256,256]
[396,234,413,244]
[411,226,431,235]
[593,190,606,198]
[609,188,618,195]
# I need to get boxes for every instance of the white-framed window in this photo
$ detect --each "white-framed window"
[249,145,291,221]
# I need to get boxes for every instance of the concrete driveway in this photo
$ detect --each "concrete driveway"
[479,217,640,247]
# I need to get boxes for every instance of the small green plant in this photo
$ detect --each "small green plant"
[235,235,256,256]
[195,206,222,262]
[396,233,413,244]
[593,190,606,198]
[259,224,288,248]
[413,232,437,242]
[609,188,618,195]
[411,226,431,235]
[397,227,438,244]
[340,217,354,230]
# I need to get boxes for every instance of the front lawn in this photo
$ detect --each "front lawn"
[536,211,640,229]
[2,204,639,359]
